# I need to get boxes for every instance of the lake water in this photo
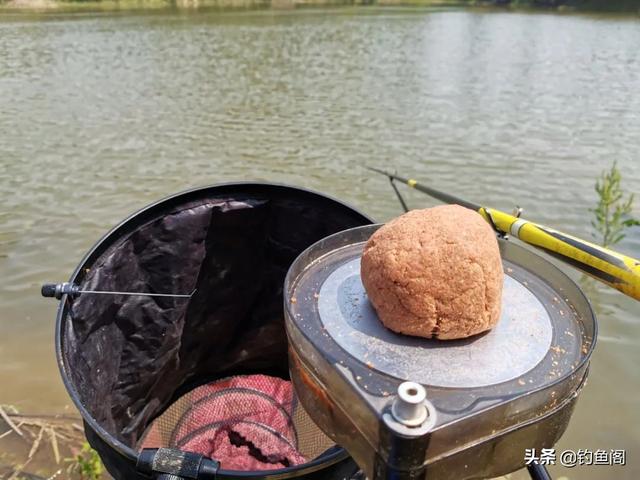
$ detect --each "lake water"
[1,6,639,478]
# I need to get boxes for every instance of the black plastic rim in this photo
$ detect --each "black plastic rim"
[53,182,374,477]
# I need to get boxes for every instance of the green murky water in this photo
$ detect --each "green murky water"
[1,6,639,478]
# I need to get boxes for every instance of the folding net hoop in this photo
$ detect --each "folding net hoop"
[53,183,372,479]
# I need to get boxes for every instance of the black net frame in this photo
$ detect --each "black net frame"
[139,374,336,471]
[53,183,372,479]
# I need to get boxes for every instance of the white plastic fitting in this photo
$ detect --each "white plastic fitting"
[391,381,428,427]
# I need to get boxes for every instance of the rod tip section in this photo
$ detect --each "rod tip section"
[366,166,389,176]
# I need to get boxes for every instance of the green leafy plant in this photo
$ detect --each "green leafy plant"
[66,442,104,480]
[590,162,639,247]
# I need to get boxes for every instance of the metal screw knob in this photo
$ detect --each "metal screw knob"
[41,282,79,300]
[391,381,428,427]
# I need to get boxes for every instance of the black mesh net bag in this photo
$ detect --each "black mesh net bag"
[49,183,372,480]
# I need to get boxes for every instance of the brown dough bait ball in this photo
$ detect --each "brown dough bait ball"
[360,205,503,340]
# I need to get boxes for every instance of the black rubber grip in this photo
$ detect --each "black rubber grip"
[138,448,218,479]
[41,283,57,298]
[153,449,202,479]
[527,463,552,480]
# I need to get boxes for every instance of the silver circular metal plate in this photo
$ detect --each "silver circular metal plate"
[317,258,553,388]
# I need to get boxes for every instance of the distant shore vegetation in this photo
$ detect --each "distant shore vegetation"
[1,0,638,17]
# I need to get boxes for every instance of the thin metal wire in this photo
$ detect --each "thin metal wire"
[77,289,196,298]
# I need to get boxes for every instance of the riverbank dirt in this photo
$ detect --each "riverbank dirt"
[0,408,92,480]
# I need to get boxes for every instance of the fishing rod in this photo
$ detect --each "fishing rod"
[367,167,640,301]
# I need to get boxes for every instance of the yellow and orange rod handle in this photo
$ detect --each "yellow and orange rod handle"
[367,167,640,301]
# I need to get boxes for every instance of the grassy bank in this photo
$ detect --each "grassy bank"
[0,0,465,12]
[1,0,638,13]
[503,0,640,12]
